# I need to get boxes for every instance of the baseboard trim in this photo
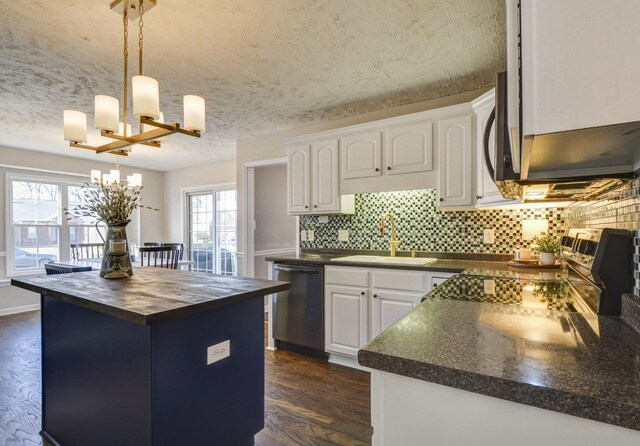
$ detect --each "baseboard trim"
[0,303,40,316]
[328,353,372,372]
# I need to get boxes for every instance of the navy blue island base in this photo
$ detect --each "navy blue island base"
[11,268,290,446]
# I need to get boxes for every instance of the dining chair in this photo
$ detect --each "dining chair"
[45,263,93,275]
[70,243,104,260]
[139,246,180,269]
[144,242,184,260]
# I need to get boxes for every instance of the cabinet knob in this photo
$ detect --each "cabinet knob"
[360,291,365,296]
[439,197,444,202]
[433,283,438,288]
[314,205,318,208]
[375,168,380,172]
[476,195,482,200]
[387,166,391,171]
[373,294,378,298]
[305,205,309,209]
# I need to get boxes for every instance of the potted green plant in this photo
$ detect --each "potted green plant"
[531,232,561,265]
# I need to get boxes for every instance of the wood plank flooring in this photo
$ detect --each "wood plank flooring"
[0,310,372,446]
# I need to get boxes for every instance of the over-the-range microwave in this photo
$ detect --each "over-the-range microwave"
[485,71,637,202]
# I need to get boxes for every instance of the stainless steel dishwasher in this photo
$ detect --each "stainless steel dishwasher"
[272,263,326,358]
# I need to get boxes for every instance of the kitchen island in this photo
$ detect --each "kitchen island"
[11,268,289,446]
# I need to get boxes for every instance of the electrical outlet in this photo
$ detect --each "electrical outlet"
[483,279,496,295]
[483,229,495,244]
[207,340,230,365]
[307,230,315,242]
[300,230,307,242]
[338,229,349,242]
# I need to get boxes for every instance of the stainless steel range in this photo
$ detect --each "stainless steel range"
[427,228,632,315]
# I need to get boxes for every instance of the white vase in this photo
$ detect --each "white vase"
[539,252,556,265]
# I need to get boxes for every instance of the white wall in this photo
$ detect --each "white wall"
[235,88,490,275]
[163,159,236,243]
[253,164,296,279]
[0,146,164,314]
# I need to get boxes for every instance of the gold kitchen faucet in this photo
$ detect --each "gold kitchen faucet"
[379,212,403,257]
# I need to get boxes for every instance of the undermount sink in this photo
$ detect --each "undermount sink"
[330,255,437,266]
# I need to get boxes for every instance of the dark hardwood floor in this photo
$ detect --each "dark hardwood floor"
[0,310,372,446]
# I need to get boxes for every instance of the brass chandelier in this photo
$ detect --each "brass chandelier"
[63,0,205,157]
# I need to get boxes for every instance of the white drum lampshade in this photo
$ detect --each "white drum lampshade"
[110,169,121,184]
[94,95,119,133]
[127,173,143,187]
[118,122,132,137]
[184,95,205,133]
[63,110,87,143]
[90,170,102,185]
[132,75,160,120]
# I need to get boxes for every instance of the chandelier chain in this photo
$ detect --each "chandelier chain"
[123,10,129,137]
[138,0,144,75]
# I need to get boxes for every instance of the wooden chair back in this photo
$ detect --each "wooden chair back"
[139,246,180,269]
[70,243,104,260]
[143,242,184,260]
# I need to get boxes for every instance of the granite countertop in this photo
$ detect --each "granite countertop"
[11,268,289,326]
[358,297,640,431]
[265,250,514,273]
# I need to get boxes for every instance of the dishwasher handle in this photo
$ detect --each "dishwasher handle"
[273,265,320,274]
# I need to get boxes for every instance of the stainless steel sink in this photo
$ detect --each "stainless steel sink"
[330,255,437,266]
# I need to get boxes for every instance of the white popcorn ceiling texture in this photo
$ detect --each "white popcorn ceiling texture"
[0,0,505,171]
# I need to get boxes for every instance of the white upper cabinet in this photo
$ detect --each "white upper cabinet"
[515,0,640,137]
[340,131,382,180]
[385,122,433,175]
[437,114,473,208]
[311,139,340,213]
[287,144,310,213]
[287,140,354,215]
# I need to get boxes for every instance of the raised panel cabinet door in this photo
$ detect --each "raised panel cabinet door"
[437,114,473,208]
[287,144,311,214]
[311,139,340,213]
[385,122,434,175]
[325,285,368,357]
[340,131,382,179]
[371,290,421,338]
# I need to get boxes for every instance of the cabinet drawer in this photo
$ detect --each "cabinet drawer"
[326,266,370,287]
[372,270,428,293]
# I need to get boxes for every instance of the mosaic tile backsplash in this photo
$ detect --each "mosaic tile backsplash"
[299,190,565,254]
[564,178,640,295]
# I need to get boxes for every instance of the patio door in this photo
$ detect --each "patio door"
[186,189,237,275]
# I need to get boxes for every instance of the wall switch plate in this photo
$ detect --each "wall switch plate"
[307,230,315,242]
[300,230,307,242]
[483,229,495,244]
[207,340,230,365]
[318,216,329,224]
[483,279,496,295]
[338,229,349,242]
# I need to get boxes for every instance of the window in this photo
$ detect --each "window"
[7,174,104,276]
[186,188,237,275]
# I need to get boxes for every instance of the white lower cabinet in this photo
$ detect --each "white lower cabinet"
[325,266,455,366]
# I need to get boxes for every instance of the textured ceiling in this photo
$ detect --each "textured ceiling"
[0,0,505,171]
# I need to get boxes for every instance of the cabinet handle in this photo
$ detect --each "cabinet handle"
[360,291,365,296]
[476,195,482,200]
[373,294,378,298]
[375,168,380,172]
[439,198,444,202]
[387,166,391,171]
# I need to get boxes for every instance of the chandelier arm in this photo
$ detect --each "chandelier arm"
[140,117,202,138]
[100,132,161,148]
[70,143,129,157]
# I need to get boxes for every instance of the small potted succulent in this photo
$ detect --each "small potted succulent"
[531,232,561,265]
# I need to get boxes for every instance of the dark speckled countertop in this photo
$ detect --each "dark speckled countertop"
[11,267,289,325]
[358,297,640,431]
[266,250,513,273]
